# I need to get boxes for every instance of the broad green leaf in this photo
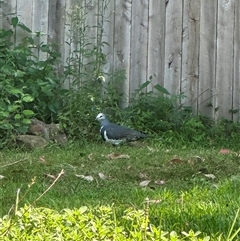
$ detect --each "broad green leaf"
[0,123,13,130]
[22,95,34,102]
[0,29,13,38]
[154,84,171,95]
[14,70,25,77]
[27,37,34,45]
[9,88,22,95]
[22,118,31,124]
[79,206,88,214]
[40,45,50,53]
[23,109,34,117]
[0,112,9,118]
[11,17,18,27]
[18,22,32,33]
[230,109,239,114]
[41,86,53,96]
[48,103,56,113]
[14,114,21,119]
[139,81,151,91]
[8,105,21,112]
[16,125,28,133]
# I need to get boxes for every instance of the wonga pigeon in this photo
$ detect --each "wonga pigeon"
[96,113,147,145]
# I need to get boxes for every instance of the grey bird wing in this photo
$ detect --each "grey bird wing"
[104,123,146,140]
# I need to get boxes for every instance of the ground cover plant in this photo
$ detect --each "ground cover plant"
[0,143,240,240]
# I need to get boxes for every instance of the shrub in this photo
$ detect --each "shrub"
[0,17,66,147]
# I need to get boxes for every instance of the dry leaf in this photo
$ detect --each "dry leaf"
[147,146,158,152]
[98,172,107,180]
[149,199,162,204]
[128,141,145,147]
[203,174,216,179]
[139,172,148,179]
[154,179,165,185]
[219,148,239,155]
[45,174,56,180]
[188,159,194,165]
[127,165,131,170]
[170,158,184,164]
[219,149,239,156]
[66,163,76,169]
[75,174,94,181]
[106,153,130,160]
[192,156,205,162]
[219,149,231,154]
[39,156,46,163]
[0,175,5,179]
[88,153,94,160]
[139,180,151,187]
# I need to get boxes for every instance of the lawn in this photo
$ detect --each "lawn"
[1,141,240,239]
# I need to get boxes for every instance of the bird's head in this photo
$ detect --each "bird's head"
[96,113,106,121]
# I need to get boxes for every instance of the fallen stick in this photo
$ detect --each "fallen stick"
[0,158,28,168]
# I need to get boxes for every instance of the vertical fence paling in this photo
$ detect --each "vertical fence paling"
[1,0,240,120]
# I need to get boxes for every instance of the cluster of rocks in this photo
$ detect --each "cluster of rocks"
[17,118,68,149]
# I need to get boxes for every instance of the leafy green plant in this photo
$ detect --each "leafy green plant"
[60,0,124,141]
[1,204,238,240]
[0,17,65,147]
[0,206,222,241]
[106,79,193,138]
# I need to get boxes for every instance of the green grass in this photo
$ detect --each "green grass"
[1,141,240,238]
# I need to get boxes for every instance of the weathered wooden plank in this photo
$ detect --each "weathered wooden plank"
[181,0,200,113]
[85,0,98,49]
[147,0,166,91]
[32,0,49,59]
[215,0,234,120]
[0,1,3,29]
[198,0,218,119]
[102,0,114,79]
[84,0,99,79]
[48,0,66,74]
[113,0,132,107]
[164,1,183,96]
[1,0,17,30]
[16,0,33,44]
[48,0,65,46]
[233,0,240,121]
[129,0,149,95]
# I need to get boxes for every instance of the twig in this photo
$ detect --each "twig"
[15,189,21,215]
[0,158,28,168]
[34,169,64,203]
[2,169,64,236]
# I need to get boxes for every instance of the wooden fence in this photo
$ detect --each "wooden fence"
[1,0,240,120]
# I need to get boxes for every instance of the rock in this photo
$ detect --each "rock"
[28,119,68,146]
[17,135,48,149]
[28,118,49,139]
